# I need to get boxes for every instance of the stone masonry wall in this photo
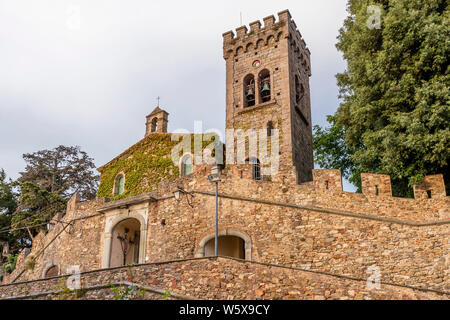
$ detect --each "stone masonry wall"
[3,195,107,284]
[2,166,448,299]
[0,257,447,300]
[151,166,449,292]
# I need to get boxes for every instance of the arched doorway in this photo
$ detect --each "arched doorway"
[196,229,252,261]
[109,218,141,268]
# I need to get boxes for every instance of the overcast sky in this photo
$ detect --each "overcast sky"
[0,0,352,188]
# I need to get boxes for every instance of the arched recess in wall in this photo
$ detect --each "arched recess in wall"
[102,211,147,268]
[109,218,141,268]
[295,75,304,104]
[195,229,252,261]
[276,31,283,41]
[256,39,265,49]
[42,264,59,279]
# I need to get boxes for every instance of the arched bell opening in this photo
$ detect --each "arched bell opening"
[243,74,256,108]
[258,69,271,103]
[151,117,158,132]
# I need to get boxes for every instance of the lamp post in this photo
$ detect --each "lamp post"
[208,166,221,256]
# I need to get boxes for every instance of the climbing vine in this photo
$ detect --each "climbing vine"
[97,134,213,201]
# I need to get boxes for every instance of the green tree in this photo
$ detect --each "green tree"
[12,146,98,245]
[0,169,18,251]
[314,0,449,196]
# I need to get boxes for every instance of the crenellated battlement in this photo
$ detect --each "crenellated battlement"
[414,174,447,199]
[313,169,448,200]
[222,9,310,73]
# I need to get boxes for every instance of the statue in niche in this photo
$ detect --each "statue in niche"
[117,228,135,266]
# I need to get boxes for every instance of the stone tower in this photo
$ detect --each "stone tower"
[145,107,169,137]
[222,10,313,182]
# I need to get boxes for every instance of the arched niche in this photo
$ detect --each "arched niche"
[42,263,60,279]
[195,229,252,261]
[102,210,147,268]
[109,218,141,267]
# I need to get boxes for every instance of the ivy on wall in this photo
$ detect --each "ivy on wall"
[97,133,214,201]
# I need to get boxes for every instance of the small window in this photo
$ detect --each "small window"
[426,190,432,199]
[114,174,125,195]
[181,154,193,176]
[247,157,261,181]
[295,75,304,103]
[267,121,274,136]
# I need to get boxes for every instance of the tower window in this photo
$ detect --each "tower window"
[180,154,193,176]
[267,121,274,137]
[247,157,261,181]
[243,74,256,108]
[295,75,304,103]
[114,174,125,195]
[258,69,271,103]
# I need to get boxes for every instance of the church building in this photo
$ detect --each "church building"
[0,10,448,300]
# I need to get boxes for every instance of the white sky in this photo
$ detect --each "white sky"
[0,0,351,189]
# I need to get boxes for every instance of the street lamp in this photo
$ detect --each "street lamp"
[173,185,195,207]
[173,186,183,201]
[208,166,221,256]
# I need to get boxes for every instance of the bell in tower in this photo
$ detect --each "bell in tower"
[259,71,271,103]
[244,76,255,107]
[222,10,314,183]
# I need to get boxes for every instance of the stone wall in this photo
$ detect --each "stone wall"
[4,195,107,284]
[0,257,447,300]
[2,166,448,299]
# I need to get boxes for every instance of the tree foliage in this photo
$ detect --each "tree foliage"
[0,169,18,249]
[314,0,449,196]
[12,146,98,246]
[19,145,98,200]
